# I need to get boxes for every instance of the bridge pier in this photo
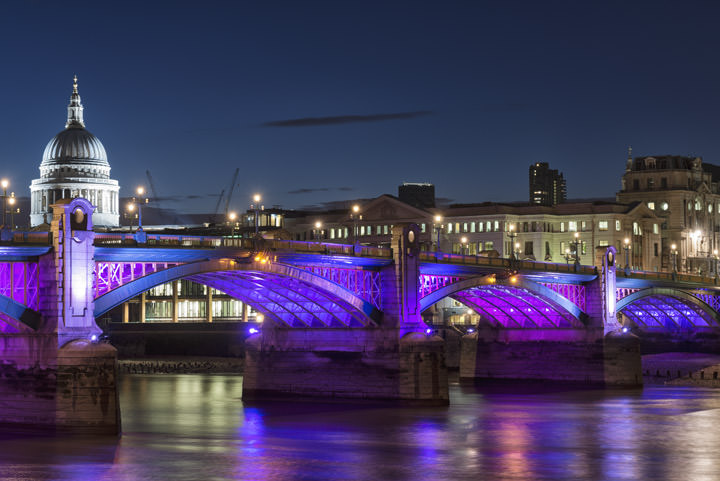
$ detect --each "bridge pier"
[0,199,119,433]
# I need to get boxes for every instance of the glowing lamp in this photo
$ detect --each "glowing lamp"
[425,328,433,335]
[90,334,98,342]
[467,328,475,333]
[622,327,629,333]
[248,327,259,334]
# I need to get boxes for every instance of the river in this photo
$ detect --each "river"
[1,374,720,480]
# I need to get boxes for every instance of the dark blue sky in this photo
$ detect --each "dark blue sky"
[2,1,720,214]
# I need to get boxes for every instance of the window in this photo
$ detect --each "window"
[648,178,655,189]
[568,221,577,232]
[647,202,655,210]
[581,241,587,255]
[455,223,460,233]
[581,221,587,231]
[330,228,335,239]
[654,243,659,256]
[463,223,468,232]
[598,220,609,231]
[688,201,693,210]
[560,222,565,233]
[484,241,494,250]
[695,198,702,211]
[383,225,388,235]
[447,223,453,233]
[633,222,641,235]
[493,221,499,231]
[421,223,426,233]
[560,241,566,255]
[599,240,609,247]
[478,222,484,233]
[545,241,550,258]
[710,204,714,214]
[470,222,476,233]
[653,223,659,234]
[661,202,669,211]
[486,221,491,232]
[524,241,533,256]
[661,177,668,188]
[615,220,621,231]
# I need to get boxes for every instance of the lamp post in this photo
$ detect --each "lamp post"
[460,236,468,255]
[228,211,237,240]
[1,178,8,226]
[351,204,361,246]
[433,214,443,252]
[572,232,581,267]
[7,194,15,229]
[252,194,262,236]
[135,186,148,231]
[564,248,572,266]
[671,243,678,274]
[514,241,521,260]
[507,223,517,260]
[314,221,323,242]
[126,202,136,231]
[714,249,719,278]
[623,237,631,274]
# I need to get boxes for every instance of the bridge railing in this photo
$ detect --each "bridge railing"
[94,233,224,247]
[0,231,52,245]
[419,252,597,275]
[619,269,719,286]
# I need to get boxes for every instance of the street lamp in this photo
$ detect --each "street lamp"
[252,194,262,236]
[623,237,631,273]
[460,235,468,255]
[351,204,361,245]
[228,211,237,239]
[507,223,517,260]
[126,202,136,230]
[314,220,323,242]
[671,243,678,274]
[7,194,15,229]
[564,248,572,266]
[714,249,719,278]
[433,214,443,252]
[1,178,8,226]
[514,241,521,260]
[135,186,148,231]
[572,232,581,267]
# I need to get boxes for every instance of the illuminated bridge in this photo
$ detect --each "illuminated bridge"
[2,197,720,433]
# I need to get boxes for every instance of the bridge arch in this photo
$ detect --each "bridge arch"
[617,287,720,329]
[0,294,40,333]
[94,258,378,328]
[419,275,586,328]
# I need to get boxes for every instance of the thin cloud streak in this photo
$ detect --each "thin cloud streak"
[288,187,354,194]
[262,111,433,127]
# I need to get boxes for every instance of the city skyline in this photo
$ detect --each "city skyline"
[2,2,720,215]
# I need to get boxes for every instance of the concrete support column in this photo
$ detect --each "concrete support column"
[140,293,146,323]
[172,282,178,323]
[206,288,213,323]
[242,303,248,323]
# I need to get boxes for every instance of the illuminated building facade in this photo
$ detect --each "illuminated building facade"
[617,153,720,274]
[30,77,120,227]
[529,162,566,206]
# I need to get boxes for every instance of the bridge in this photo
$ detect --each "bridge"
[2,198,720,433]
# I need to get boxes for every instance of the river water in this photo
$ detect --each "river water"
[1,374,720,480]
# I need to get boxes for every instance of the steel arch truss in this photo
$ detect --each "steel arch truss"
[538,282,586,312]
[617,288,720,330]
[0,262,39,311]
[0,294,40,333]
[93,259,377,328]
[419,274,466,299]
[94,261,182,297]
[190,272,374,328]
[453,285,584,328]
[299,266,381,309]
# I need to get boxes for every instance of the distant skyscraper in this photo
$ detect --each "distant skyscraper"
[529,162,566,206]
[398,182,435,209]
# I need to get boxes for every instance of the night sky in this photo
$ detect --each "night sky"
[2,1,720,215]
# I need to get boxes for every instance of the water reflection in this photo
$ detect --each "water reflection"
[1,376,720,480]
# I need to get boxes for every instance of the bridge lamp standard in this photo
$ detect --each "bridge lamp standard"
[314,221,323,242]
[623,237,631,273]
[514,242,521,260]
[713,249,719,278]
[126,202,136,230]
[507,223,517,260]
[134,186,148,231]
[460,236,469,255]
[564,247,572,266]
[228,211,237,239]
[572,232,581,267]
[252,194,262,236]
[351,204,361,246]
[671,243,678,274]
[433,214,443,252]
[0,178,8,227]
[7,193,15,229]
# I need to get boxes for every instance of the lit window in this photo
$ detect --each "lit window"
[470,222,476,233]
[447,223,453,233]
[695,199,702,211]
[560,222,565,232]
[383,225,388,234]
[710,204,714,214]
[376,225,382,235]
[653,224,658,234]
[568,221,577,232]
[478,222,484,233]
[493,221,499,231]
[615,220,621,231]
[456,223,460,233]
[463,223,468,232]
[633,222,641,235]
[647,202,655,210]
[484,241,494,250]
[581,221,586,231]
[330,228,335,239]
[486,221,491,231]
[421,223,426,233]
[599,240,609,247]
[598,220,608,231]
[661,202,669,211]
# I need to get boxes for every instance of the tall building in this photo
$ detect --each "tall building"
[398,182,435,209]
[30,77,120,227]
[529,162,566,206]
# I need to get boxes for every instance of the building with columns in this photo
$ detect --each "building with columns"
[30,77,120,227]
[616,153,720,274]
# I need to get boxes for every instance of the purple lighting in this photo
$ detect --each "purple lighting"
[248,327,259,334]
[425,328,433,335]
[620,295,717,330]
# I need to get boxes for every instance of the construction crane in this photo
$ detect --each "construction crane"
[145,170,163,211]
[223,168,240,217]
[212,189,225,223]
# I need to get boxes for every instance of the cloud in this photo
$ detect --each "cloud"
[262,111,433,127]
[288,187,354,195]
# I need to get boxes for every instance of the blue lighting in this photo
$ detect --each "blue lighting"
[467,328,475,333]
[621,327,628,333]
[425,328,433,335]
[90,334,98,342]
[248,327,259,334]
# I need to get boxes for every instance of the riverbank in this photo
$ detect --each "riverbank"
[642,352,720,387]
[118,356,244,374]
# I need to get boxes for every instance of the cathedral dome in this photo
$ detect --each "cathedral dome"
[41,127,108,166]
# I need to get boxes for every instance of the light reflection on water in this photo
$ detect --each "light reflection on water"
[1,375,720,480]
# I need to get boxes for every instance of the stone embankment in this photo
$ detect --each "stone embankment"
[118,356,244,374]
[642,353,720,386]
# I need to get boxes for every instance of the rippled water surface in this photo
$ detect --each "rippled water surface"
[2,374,720,480]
